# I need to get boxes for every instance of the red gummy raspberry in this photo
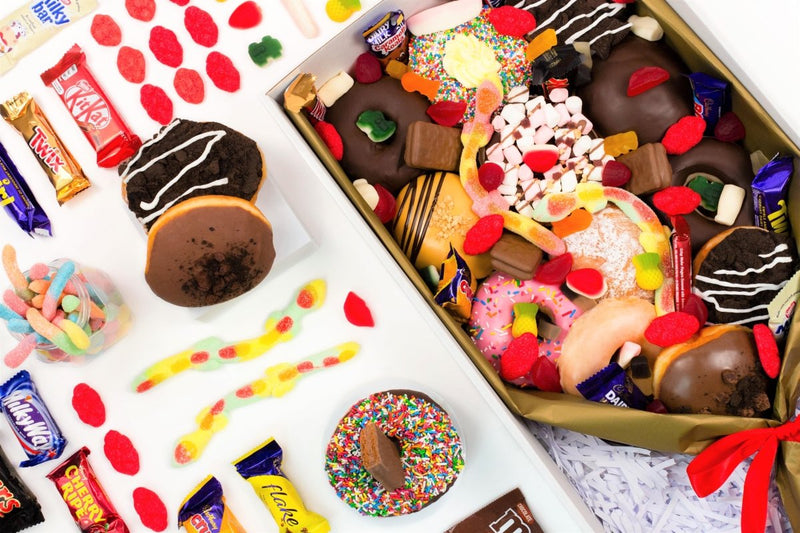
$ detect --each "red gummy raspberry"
[118,46,146,84]
[354,53,382,84]
[313,121,344,161]
[104,430,140,476]
[523,145,559,173]
[126,0,156,22]
[500,333,539,381]
[478,162,504,192]
[753,323,780,378]
[714,111,746,143]
[463,214,505,255]
[601,160,632,187]
[91,15,122,47]
[627,66,670,97]
[531,356,562,392]
[140,85,173,125]
[174,68,205,104]
[488,6,536,38]
[565,268,606,298]
[170,0,189,4]
[229,1,262,29]
[206,51,240,92]
[72,383,106,428]
[344,292,374,327]
[644,311,700,347]
[662,116,706,155]
[133,487,168,532]
[185,6,218,48]
[372,184,396,223]
[534,253,573,286]
[652,186,702,216]
[149,26,183,68]
[426,101,467,127]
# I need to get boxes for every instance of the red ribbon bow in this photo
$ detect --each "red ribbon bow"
[687,417,800,533]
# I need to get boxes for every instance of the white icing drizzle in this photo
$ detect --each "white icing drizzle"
[515,0,549,11]
[712,255,793,277]
[533,0,579,32]
[556,3,619,35]
[693,293,769,315]
[140,177,229,225]
[589,22,632,45]
[564,4,625,43]
[758,243,789,258]
[693,275,786,291]
[121,119,182,183]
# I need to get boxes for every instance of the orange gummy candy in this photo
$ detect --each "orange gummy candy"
[401,71,440,101]
[526,29,557,62]
[551,208,592,238]
[604,131,639,157]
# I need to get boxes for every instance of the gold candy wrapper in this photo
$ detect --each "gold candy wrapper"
[1,92,90,204]
[0,0,98,75]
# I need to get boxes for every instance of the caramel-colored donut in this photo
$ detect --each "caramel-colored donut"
[145,196,275,307]
[557,298,657,395]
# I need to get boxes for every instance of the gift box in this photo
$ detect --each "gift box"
[265,0,800,528]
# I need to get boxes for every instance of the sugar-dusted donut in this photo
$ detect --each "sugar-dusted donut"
[324,76,432,194]
[668,138,755,254]
[121,119,265,231]
[469,272,582,386]
[324,389,464,516]
[145,195,275,307]
[557,297,656,395]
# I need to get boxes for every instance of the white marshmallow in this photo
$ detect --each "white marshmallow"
[565,96,583,115]
[714,184,746,226]
[560,170,578,193]
[544,104,560,129]
[549,88,569,103]
[504,145,523,166]
[317,71,354,107]
[533,125,555,145]
[628,15,664,42]
[525,95,546,114]
[507,85,529,104]
[491,115,507,132]
[501,103,526,126]
[573,135,593,158]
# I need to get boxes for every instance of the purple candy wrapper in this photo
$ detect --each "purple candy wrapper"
[688,72,730,135]
[753,155,793,234]
[434,245,474,323]
[178,475,245,533]
[576,363,649,409]
[362,11,408,65]
[0,141,51,236]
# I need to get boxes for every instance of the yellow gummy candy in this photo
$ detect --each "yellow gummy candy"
[575,182,607,213]
[385,59,409,80]
[632,252,664,291]
[512,303,539,338]
[527,29,557,62]
[326,0,355,23]
[443,34,500,88]
[604,131,639,157]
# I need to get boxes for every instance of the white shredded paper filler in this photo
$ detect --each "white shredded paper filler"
[527,403,797,533]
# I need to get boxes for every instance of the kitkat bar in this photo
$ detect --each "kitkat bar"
[41,44,142,169]
[445,488,543,533]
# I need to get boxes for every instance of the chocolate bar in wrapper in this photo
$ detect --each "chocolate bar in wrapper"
[362,11,408,65]
[688,72,730,135]
[0,0,98,75]
[445,488,542,533]
[41,44,142,168]
[0,443,45,532]
[577,363,649,409]
[0,141,51,236]
[753,155,793,234]
[178,475,247,533]
[1,92,90,204]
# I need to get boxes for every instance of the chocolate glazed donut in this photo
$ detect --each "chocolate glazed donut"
[577,35,693,144]
[325,76,432,195]
[668,138,754,254]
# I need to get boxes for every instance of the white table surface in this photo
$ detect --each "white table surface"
[0,1,794,532]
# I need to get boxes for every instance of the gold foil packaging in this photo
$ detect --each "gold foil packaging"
[1,92,90,203]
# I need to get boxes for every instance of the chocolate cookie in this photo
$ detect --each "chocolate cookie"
[324,76,432,194]
[145,196,275,307]
[121,119,265,230]
[577,35,693,144]
[693,227,798,326]
[668,138,755,253]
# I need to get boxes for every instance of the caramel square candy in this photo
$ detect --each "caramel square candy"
[404,121,462,172]
[617,142,672,196]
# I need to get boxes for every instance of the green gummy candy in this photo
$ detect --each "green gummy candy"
[632,252,661,270]
[249,36,282,67]
[356,110,397,142]
[61,294,81,313]
[512,302,539,319]
[687,175,723,212]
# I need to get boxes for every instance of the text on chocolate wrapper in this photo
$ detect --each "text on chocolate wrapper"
[490,508,532,533]
[61,466,104,522]
[3,393,52,447]
[0,480,21,517]
[31,0,71,26]
[0,178,14,207]
[28,126,65,173]
[261,484,300,526]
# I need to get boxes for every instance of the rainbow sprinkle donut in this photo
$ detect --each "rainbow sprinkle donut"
[324,390,464,516]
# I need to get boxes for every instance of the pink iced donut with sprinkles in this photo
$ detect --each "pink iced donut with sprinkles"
[469,272,582,386]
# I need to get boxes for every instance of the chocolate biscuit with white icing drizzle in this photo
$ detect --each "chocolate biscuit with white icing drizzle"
[693,227,798,326]
[121,119,265,230]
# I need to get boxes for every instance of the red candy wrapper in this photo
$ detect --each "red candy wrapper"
[41,45,141,168]
[670,215,692,311]
[46,447,129,533]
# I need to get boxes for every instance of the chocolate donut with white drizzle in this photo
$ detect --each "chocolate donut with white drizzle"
[120,119,265,231]
[693,227,798,326]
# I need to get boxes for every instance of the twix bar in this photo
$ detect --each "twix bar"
[1,92,90,204]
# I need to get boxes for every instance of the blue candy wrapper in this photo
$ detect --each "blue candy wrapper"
[753,155,793,234]
[0,370,66,467]
[576,363,649,409]
[687,72,730,134]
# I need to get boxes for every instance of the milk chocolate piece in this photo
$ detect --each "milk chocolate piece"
[404,121,462,172]
[489,233,544,280]
[445,488,542,533]
[617,143,672,195]
[359,421,405,491]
